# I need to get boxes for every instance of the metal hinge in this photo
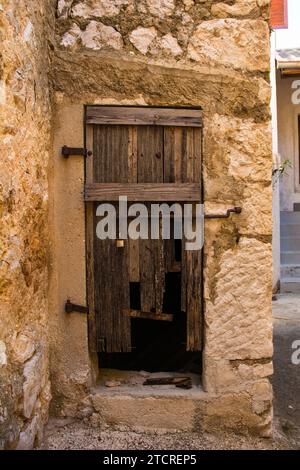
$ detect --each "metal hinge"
[65,299,89,314]
[61,146,92,158]
[205,207,242,220]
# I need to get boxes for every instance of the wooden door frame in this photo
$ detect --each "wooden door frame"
[84,104,204,356]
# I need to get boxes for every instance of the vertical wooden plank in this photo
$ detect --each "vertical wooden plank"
[164,127,175,273]
[86,124,97,352]
[93,125,131,352]
[186,243,202,351]
[181,127,202,351]
[128,126,138,183]
[128,127,140,282]
[154,218,165,314]
[138,126,165,314]
[193,128,202,184]
[137,126,164,183]
[174,128,182,183]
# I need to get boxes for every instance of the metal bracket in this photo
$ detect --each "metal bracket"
[205,207,242,220]
[65,299,89,314]
[61,146,92,158]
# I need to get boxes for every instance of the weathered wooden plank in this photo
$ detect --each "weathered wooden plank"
[93,126,131,352]
[127,127,140,282]
[154,219,165,314]
[94,221,131,353]
[86,106,203,127]
[93,125,128,183]
[123,310,173,322]
[164,128,181,274]
[85,183,201,201]
[181,235,187,313]
[138,127,165,314]
[86,125,97,352]
[186,247,202,351]
[181,127,202,351]
[128,126,138,183]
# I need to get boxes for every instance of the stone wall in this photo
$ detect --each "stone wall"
[0,1,55,449]
[0,0,274,446]
[50,0,274,436]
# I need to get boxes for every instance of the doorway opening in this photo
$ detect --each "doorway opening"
[85,106,203,382]
[99,270,202,374]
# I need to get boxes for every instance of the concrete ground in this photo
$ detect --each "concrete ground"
[272,294,300,444]
[40,294,300,450]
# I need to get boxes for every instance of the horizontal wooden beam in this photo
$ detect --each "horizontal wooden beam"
[85,183,201,202]
[123,310,174,322]
[86,106,202,127]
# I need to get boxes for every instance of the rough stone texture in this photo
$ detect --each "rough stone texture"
[129,27,158,55]
[0,0,54,450]
[49,0,273,437]
[211,0,260,18]
[56,0,271,63]
[187,19,270,72]
[0,0,274,445]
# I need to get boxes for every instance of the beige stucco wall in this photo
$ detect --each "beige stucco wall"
[271,32,280,291]
[277,74,300,211]
[0,0,55,449]
[48,0,274,436]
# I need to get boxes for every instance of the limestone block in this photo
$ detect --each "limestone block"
[0,341,7,366]
[211,0,259,18]
[57,0,72,19]
[92,394,196,432]
[23,21,33,43]
[23,351,48,419]
[203,357,273,394]
[204,114,272,183]
[187,19,270,72]
[129,27,157,54]
[205,238,273,360]
[160,34,182,57]
[145,0,175,18]
[202,390,272,436]
[16,415,38,450]
[239,183,273,236]
[81,21,123,50]
[251,381,273,418]
[60,24,81,48]
[16,400,45,450]
[71,0,129,19]
[183,0,194,11]
[12,333,35,364]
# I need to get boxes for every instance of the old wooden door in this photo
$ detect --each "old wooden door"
[85,106,203,355]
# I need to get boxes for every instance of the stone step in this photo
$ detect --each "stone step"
[281,237,300,251]
[281,251,300,264]
[281,278,300,294]
[281,224,300,237]
[281,211,300,224]
[281,264,300,278]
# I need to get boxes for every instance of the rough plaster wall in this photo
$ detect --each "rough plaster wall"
[0,1,55,449]
[50,0,273,436]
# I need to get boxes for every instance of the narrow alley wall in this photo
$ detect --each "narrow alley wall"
[0,0,55,449]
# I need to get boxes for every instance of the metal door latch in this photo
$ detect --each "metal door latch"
[205,207,242,220]
[61,146,92,158]
[65,299,89,314]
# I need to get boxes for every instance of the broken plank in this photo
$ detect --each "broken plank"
[123,310,174,322]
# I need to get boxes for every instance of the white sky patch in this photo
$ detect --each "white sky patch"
[276,0,300,49]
